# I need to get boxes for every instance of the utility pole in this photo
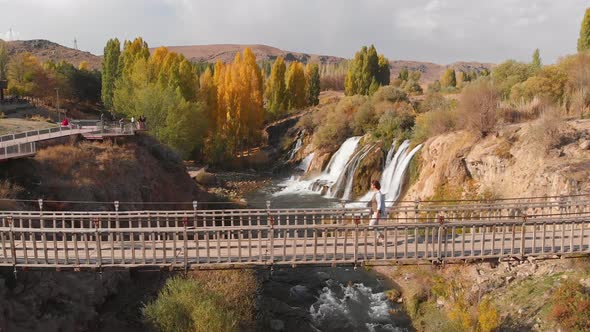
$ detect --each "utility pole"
[55,88,60,124]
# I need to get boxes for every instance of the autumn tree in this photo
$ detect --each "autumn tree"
[101,38,121,111]
[306,63,320,106]
[112,39,206,158]
[199,67,217,130]
[7,53,54,99]
[214,48,264,153]
[578,8,590,52]
[531,49,542,72]
[265,56,287,117]
[0,40,8,81]
[345,45,390,96]
[398,67,409,81]
[440,68,457,88]
[286,61,307,110]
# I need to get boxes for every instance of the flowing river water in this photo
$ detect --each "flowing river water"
[244,181,412,332]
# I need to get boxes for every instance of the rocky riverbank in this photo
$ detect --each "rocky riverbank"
[374,257,590,331]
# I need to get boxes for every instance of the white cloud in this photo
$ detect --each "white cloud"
[0,0,586,63]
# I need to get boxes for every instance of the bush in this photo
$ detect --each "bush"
[418,92,453,113]
[413,109,457,142]
[351,101,377,135]
[456,78,500,137]
[373,103,415,143]
[547,280,590,331]
[530,107,569,153]
[372,86,408,103]
[477,299,500,332]
[144,271,256,332]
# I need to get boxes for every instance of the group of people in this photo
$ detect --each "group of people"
[130,115,147,130]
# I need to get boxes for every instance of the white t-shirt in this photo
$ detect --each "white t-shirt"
[372,190,386,216]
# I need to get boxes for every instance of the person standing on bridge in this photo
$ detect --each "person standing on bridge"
[369,180,386,243]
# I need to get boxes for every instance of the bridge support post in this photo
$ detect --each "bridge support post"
[414,199,421,223]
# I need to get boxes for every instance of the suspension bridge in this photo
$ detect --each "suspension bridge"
[1,194,589,271]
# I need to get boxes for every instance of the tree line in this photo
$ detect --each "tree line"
[0,40,101,104]
[101,37,322,162]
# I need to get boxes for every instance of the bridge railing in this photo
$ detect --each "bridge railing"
[1,195,590,229]
[0,216,588,269]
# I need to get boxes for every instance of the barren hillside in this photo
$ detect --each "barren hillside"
[390,60,493,84]
[4,39,101,69]
[151,43,345,65]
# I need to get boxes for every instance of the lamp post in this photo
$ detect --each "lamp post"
[55,88,60,124]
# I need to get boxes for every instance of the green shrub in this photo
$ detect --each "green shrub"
[372,86,408,103]
[144,271,256,332]
[351,101,377,135]
[373,105,415,143]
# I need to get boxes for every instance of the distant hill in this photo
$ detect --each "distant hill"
[2,39,493,85]
[4,39,101,70]
[390,60,494,85]
[159,44,492,85]
[151,44,346,65]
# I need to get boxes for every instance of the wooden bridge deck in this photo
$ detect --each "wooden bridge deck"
[1,195,590,270]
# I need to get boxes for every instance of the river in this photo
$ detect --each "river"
[244,179,412,332]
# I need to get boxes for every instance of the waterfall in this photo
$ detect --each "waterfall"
[288,134,304,160]
[357,139,422,207]
[274,136,362,197]
[330,144,375,200]
[297,152,315,172]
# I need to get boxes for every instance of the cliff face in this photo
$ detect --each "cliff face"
[405,119,590,200]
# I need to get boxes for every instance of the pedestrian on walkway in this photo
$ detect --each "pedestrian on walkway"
[368,180,386,243]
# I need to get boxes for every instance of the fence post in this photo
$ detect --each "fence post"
[354,216,360,269]
[414,198,420,223]
[94,218,102,270]
[437,215,445,262]
[521,214,527,259]
[183,217,189,273]
[340,200,346,224]
[7,216,16,269]
[267,200,274,265]
[192,201,198,227]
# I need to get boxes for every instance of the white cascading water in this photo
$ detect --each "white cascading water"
[332,144,375,200]
[357,139,422,207]
[288,135,304,160]
[309,280,401,332]
[297,152,315,172]
[274,136,362,196]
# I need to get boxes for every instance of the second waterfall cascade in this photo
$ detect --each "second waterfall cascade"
[275,137,421,206]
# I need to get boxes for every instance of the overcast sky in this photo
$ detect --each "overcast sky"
[0,0,587,64]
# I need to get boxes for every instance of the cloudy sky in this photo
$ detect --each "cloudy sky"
[0,0,587,64]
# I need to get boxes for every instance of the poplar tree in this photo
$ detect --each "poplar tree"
[440,68,457,88]
[0,41,9,81]
[265,56,287,117]
[101,38,120,110]
[578,8,590,52]
[344,45,390,96]
[286,61,307,110]
[305,63,320,106]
